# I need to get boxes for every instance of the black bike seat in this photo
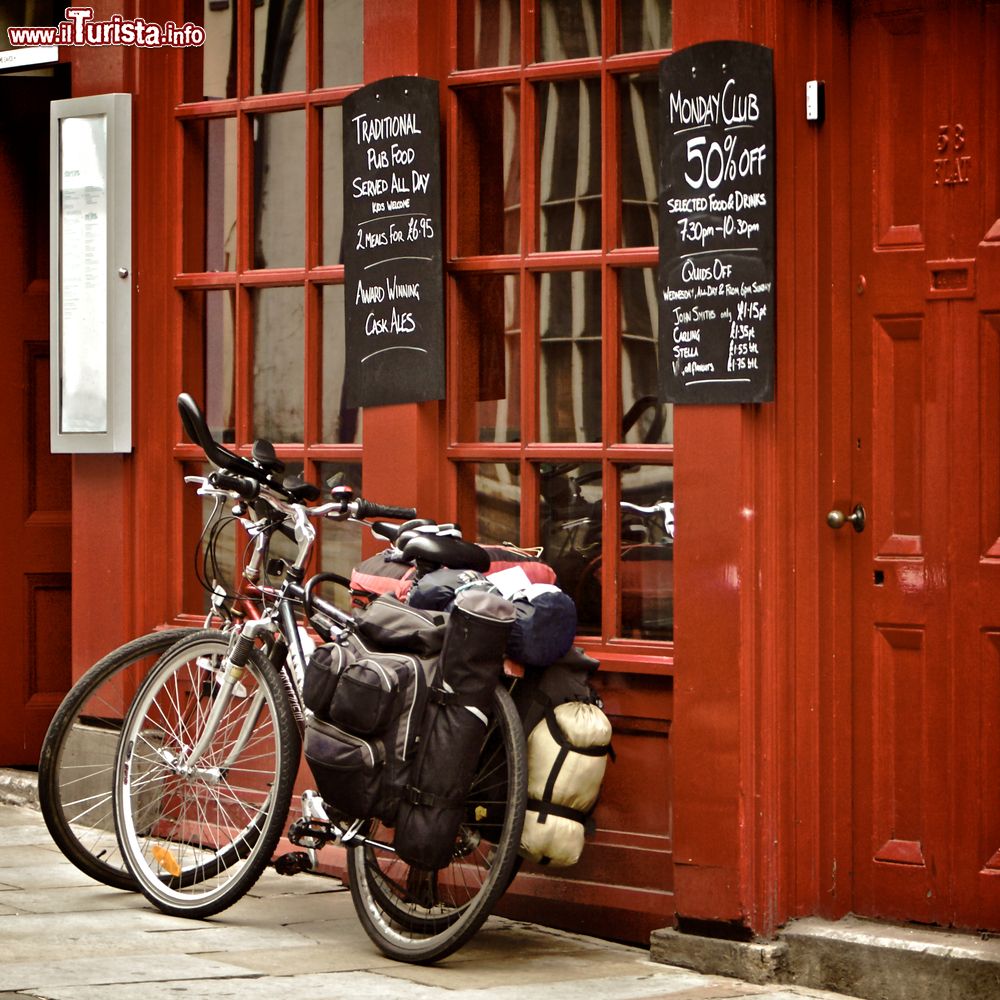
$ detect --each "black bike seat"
[401,533,491,573]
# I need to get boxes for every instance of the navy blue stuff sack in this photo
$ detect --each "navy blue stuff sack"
[506,589,578,668]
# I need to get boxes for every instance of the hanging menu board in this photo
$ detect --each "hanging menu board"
[658,42,775,404]
[343,76,444,408]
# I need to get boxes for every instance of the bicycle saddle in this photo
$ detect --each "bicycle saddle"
[401,533,491,573]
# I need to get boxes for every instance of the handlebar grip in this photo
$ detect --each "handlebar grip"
[354,499,418,521]
[209,471,259,500]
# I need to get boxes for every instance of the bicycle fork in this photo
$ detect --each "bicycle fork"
[172,622,271,781]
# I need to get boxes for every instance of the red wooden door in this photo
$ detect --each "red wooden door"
[0,74,73,764]
[848,0,1000,928]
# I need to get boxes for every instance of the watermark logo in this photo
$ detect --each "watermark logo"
[7,6,205,48]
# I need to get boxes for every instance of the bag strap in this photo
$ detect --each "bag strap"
[543,710,615,761]
[404,785,464,810]
[531,708,614,827]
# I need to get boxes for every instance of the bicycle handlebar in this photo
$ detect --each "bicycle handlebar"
[209,470,260,501]
[353,499,418,522]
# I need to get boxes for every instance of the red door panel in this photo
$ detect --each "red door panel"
[0,74,73,764]
[849,0,1000,929]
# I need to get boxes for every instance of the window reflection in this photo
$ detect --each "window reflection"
[183,290,236,443]
[254,0,306,94]
[252,287,304,442]
[318,462,363,610]
[254,110,306,268]
[184,117,238,273]
[201,0,237,99]
[620,72,659,248]
[539,270,602,443]
[620,268,672,444]
[619,0,672,53]
[322,107,345,265]
[321,285,362,443]
[619,465,674,640]
[197,461,237,606]
[455,85,521,257]
[454,274,521,443]
[538,79,601,252]
[458,463,522,545]
[539,0,600,61]
[457,0,521,68]
[322,0,364,87]
[539,461,602,635]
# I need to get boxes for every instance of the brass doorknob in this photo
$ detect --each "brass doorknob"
[827,504,866,532]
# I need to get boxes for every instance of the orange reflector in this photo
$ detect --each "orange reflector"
[152,845,182,877]
[475,806,488,822]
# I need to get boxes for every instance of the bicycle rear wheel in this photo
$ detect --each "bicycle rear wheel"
[347,683,526,963]
[38,628,199,890]
[113,630,299,918]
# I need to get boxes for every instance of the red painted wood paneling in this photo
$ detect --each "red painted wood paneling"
[0,74,73,763]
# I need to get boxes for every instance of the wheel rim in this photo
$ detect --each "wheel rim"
[39,630,198,890]
[116,638,284,907]
[348,685,525,959]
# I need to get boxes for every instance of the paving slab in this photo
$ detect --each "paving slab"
[0,799,867,1000]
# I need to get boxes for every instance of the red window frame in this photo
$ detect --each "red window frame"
[444,0,674,661]
[171,0,364,612]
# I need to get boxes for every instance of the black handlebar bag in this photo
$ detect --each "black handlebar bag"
[392,590,516,870]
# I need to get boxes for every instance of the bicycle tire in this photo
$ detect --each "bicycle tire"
[347,683,526,963]
[113,630,300,918]
[38,628,200,891]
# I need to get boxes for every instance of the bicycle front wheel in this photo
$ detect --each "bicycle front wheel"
[38,628,199,891]
[113,630,300,918]
[347,683,526,963]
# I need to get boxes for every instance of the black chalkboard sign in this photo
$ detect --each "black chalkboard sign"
[342,76,444,408]
[658,42,775,404]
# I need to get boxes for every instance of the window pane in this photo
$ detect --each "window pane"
[459,463,522,544]
[183,290,236,443]
[322,0,364,87]
[619,464,674,640]
[538,461,601,635]
[457,0,521,69]
[318,462,363,610]
[200,1,238,100]
[620,268,672,444]
[254,110,305,269]
[539,0,600,61]
[539,271,601,443]
[254,0,306,94]
[455,85,521,257]
[252,287,304,442]
[322,106,345,265]
[538,79,602,252]
[620,72,659,248]
[183,117,237,273]
[454,274,521,443]
[619,0,672,53]
[321,285,362,443]
[195,462,237,609]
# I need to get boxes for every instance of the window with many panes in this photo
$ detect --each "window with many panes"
[448,0,674,643]
[176,0,365,608]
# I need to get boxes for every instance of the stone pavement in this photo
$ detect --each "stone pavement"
[0,799,867,1000]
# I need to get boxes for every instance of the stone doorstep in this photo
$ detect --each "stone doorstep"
[651,916,1000,1000]
[0,769,38,810]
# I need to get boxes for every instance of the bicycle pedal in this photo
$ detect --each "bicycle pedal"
[287,817,338,850]
[273,850,313,876]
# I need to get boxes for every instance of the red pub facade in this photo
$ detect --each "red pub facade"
[1,0,998,948]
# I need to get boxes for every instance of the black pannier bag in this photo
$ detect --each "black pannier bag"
[392,590,516,870]
[353,593,448,656]
[302,626,441,825]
